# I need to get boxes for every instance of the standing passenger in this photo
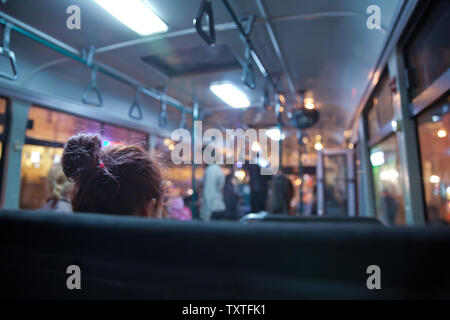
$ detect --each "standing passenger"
[266,174,294,215]
[201,163,225,221]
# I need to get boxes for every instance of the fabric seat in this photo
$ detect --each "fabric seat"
[0,210,449,299]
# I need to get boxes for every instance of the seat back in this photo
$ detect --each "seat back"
[240,212,383,225]
[1,210,450,299]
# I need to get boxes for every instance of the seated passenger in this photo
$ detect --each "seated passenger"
[39,163,73,213]
[266,174,294,215]
[62,133,163,218]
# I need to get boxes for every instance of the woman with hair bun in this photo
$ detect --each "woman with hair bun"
[62,133,163,218]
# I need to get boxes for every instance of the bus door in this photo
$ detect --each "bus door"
[317,149,356,217]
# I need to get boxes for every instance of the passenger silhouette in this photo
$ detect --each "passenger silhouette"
[39,163,73,213]
[223,173,241,220]
[266,174,294,215]
[62,133,163,218]
[201,163,226,221]
[380,189,399,226]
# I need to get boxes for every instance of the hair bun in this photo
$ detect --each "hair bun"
[62,133,101,182]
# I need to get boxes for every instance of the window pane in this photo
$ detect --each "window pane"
[102,124,148,149]
[20,145,63,209]
[366,70,395,140]
[375,75,395,129]
[26,106,101,143]
[405,0,450,99]
[21,106,150,210]
[370,136,405,225]
[0,98,7,135]
[355,143,364,216]
[367,106,378,141]
[323,154,348,216]
[417,95,450,224]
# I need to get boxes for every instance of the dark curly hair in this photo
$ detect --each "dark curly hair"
[62,133,163,217]
[267,174,294,215]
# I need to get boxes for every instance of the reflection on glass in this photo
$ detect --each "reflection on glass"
[323,154,347,216]
[103,124,148,149]
[367,70,395,141]
[0,98,6,134]
[20,145,63,209]
[404,0,450,99]
[417,96,450,224]
[27,106,102,143]
[370,136,405,225]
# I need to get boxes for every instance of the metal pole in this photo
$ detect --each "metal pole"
[0,14,192,113]
[221,0,276,89]
[297,130,304,214]
[255,0,296,96]
[191,102,199,219]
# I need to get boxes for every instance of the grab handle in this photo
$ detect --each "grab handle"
[0,23,19,81]
[82,68,103,107]
[194,0,216,46]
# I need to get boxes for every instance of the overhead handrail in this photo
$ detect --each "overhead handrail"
[179,110,187,129]
[81,46,103,107]
[82,66,103,107]
[263,78,271,110]
[194,0,216,46]
[158,87,168,128]
[0,13,192,114]
[0,22,18,80]
[242,47,255,89]
[128,87,143,120]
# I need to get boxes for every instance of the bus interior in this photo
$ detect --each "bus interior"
[0,0,449,300]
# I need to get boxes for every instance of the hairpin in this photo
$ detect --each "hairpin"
[99,162,105,169]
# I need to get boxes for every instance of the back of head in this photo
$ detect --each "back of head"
[62,133,162,217]
[267,174,294,214]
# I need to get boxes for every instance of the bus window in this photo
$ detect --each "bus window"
[417,96,450,224]
[20,145,63,210]
[404,0,450,99]
[26,106,102,144]
[367,70,395,141]
[0,98,8,202]
[20,106,149,210]
[103,124,149,150]
[323,154,348,217]
[370,136,405,226]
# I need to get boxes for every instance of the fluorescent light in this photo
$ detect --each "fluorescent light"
[380,169,399,181]
[210,83,250,109]
[437,129,447,138]
[314,142,323,151]
[430,175,440,184]
[391,120,398,131]
[266,128,284,141]
[305,98,315,110]
[370,151,384,166]
[94,0,168,36]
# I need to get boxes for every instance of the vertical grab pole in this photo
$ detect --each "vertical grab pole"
[191,101,199,219]
[297,130,304,215]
